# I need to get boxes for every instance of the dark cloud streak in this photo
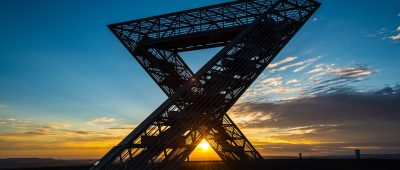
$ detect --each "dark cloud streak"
[231,86,400,154]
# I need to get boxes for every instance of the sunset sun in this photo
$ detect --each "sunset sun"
[198,139,210,151]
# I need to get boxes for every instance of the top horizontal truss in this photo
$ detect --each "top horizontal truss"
[109,0,319,52]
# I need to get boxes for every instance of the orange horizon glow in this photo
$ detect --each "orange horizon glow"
[0,118,391,160]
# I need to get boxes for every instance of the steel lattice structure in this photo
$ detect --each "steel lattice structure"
[93,0,320,169]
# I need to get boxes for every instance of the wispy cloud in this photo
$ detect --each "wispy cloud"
[389,33,400,40]
[240,55,375,103]
[0,118,31,132]
[108,125,136,130]
[286,79,300,85]
[364,27,387,38]
[0,117,136,159]
[308,64,373,81]
[86,117,115,126]
[0,118,16,121]
[229,111,273,125]
[306,64,324,74]
[385,14,400,40]
[260,77,282,86]
[365,25,400,42]
[389,25,400,40]
[304,65,374,95]
[293,65,308,72]
[329,66,373,78]
[275,62,304,72]
[268,56,297,68]
[269,56,320,73]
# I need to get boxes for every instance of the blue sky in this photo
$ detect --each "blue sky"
[0,0,399,159]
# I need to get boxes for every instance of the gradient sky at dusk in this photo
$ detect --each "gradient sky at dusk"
[1,0,400,159]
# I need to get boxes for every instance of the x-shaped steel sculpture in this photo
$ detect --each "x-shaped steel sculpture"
[93,0,319,169]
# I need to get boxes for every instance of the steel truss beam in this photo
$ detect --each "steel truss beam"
[93,0,319,169]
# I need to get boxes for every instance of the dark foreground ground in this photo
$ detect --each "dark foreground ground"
[1,159,400,170]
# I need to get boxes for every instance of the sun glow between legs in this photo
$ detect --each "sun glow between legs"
[198,139,210,151]
[188,138,220,161]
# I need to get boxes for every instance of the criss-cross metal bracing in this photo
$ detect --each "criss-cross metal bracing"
[93,0,319,169]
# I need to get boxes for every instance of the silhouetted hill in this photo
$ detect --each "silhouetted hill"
[264,153,400,159]
[1,156,400,170]
[0,158,95,169]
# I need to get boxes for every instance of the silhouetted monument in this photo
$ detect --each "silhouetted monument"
[92,0,320,169]
[355,149,361,159]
